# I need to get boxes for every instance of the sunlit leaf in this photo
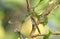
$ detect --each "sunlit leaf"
[34,0,49,15]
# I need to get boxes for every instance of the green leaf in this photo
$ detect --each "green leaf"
[34,0,49,15]
[43,30,52,39]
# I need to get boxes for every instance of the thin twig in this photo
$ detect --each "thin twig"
[38,0,57,23]
[26,0,41,35]
[31,32,60,38]
[41,0,57,17]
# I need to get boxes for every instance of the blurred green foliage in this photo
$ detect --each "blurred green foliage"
[0,0,60,39]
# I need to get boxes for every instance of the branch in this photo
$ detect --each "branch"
[26,0,41,35]
[26,0,32,12]
[31,32,60,38]
[38,0,57,23]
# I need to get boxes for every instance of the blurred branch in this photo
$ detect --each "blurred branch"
[26,0,41,36]
[38,0,57,23]
[31,32,60,38]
